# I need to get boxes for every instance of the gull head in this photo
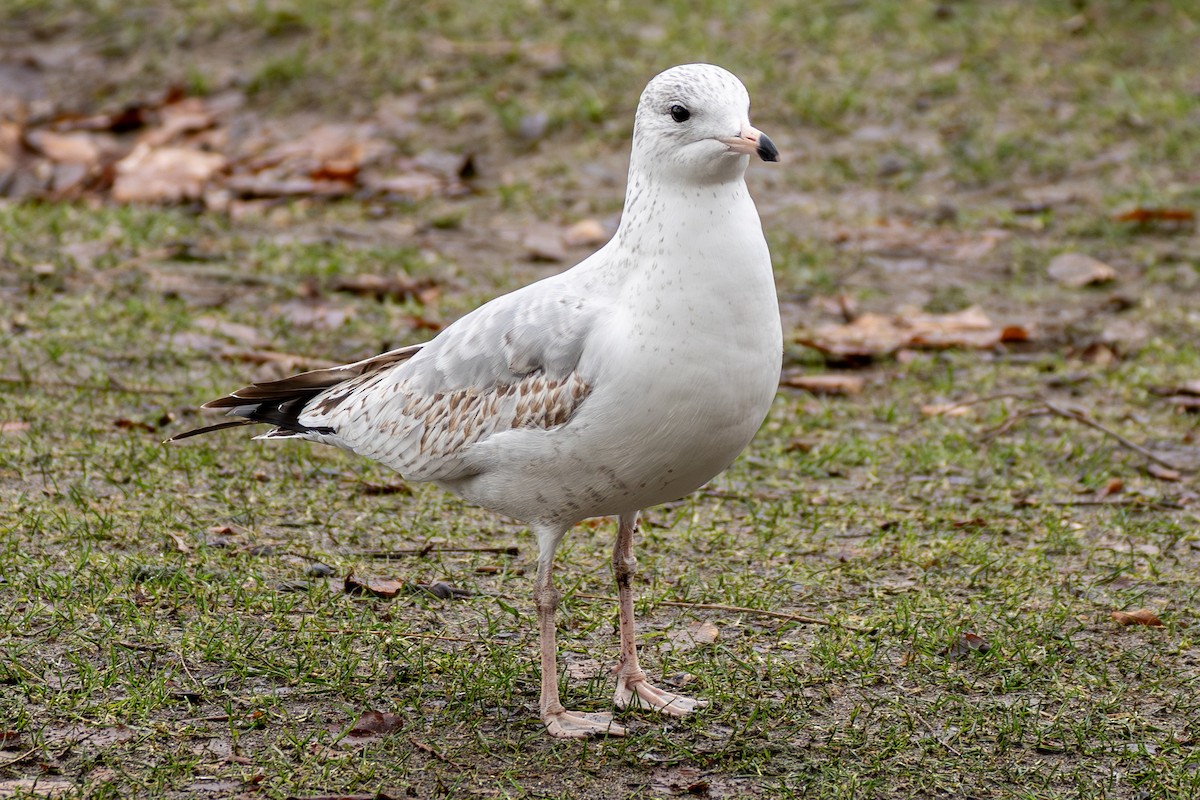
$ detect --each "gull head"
[631,63,779,185]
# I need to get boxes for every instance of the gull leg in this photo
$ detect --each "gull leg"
[612,511,708,716]
[534,543,625,738]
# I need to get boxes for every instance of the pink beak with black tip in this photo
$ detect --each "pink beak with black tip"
[720,125,780,162]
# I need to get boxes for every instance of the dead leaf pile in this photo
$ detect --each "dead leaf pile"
[797,305,1030,361]
[1,86,474,207]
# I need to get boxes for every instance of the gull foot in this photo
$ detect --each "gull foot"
[543,709,627,739]
[614,675,708,717]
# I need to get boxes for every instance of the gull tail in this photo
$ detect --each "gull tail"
[166,343,423,443]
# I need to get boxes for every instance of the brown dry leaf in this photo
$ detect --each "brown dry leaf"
[1111,608,1163,627]
[192,316,269,347]
[563,218,609,247]
[564,658,605,680]
[113,418,157,433]
[665,620,720,653]
[1,421,30,434]
[691,620,720,644]
[1147,464,1182,482]
[25,129,105,165]
[1114,207,1195,224]
[348,710,405,737]
[1047,252,1117,288]
[944,631,991,658]
[357,481,413,496]
[782,373,865,395]
[523,224,568,262]
[800,305,1027,359]
[920,402,973,417]
[223,174,353,198]
[112,144,226,203]
[330,273,437,302]
[1096,477,1124,498]
[363,171,445,199]
[344,573,405,599]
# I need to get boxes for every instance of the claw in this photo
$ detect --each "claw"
[543,709,627,738]
[614,674,708,717]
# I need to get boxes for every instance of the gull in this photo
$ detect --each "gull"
[171,63,782,738]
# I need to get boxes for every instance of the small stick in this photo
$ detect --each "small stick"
[0,747,40,768]
[362,545,519,558]
[573,593,873,633]
[1047,498,1184,510]
[1041,401,1191,473]
[409,736,464,767]
[308,629,479,643]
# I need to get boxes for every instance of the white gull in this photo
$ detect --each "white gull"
[172,63,782,738]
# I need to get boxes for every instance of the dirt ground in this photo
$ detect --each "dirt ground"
[2,2,1200,799]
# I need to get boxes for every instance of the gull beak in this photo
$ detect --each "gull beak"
[720,125,780,163]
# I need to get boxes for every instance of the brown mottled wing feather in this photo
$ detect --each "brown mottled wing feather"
[294,285,604,482]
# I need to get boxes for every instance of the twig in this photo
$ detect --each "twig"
[0,747,40,768]
[305,629,480,643]
[1047,498,1184,510]
[1041,401,1191,473]
[409,736,464,767]
[573,593,873,633]
[362,545,519,558]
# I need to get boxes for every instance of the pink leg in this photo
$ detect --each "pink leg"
[612,511,708,716]
[534,556,626,738]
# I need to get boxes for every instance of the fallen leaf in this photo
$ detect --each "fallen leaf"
[344,573,405,599]
[1096,477,1124,498]
[362,171,445,199]
[348,710,404,737]
[25,129,104,165]
[523,224,568,262]
[920,402,973,417]
[563,218,609,247]
[140,97,221,147]
[1047,252,1117,288]
[781,373,865,395]
[564,658,605,680]
[357,481,413,496]
[1147,464,1182,482]
[1111,608,1163,627]
[112,144,226,203]
[192,316,270,347]
[330,273,437,302]
[1161,395,1200,413]
[223,174,353,198]
[1114,207,1194,224]
[690,620,720,644]
[664,620,720,652]
[1,421,30,434]
[944,631,991,658]
[799,306,1028,359]
[113,418,157,433]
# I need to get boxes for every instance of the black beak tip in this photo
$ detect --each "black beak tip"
[756,132,780,163]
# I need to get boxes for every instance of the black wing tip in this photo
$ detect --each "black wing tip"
[164,419,255,443]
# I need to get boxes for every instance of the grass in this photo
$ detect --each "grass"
[2,0,1200,797]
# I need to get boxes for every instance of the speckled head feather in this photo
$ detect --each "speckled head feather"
[629,64,762,183]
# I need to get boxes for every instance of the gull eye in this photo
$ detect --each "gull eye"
[668,104,690,123]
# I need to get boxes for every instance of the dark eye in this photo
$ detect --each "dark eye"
[668,104,690,123]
